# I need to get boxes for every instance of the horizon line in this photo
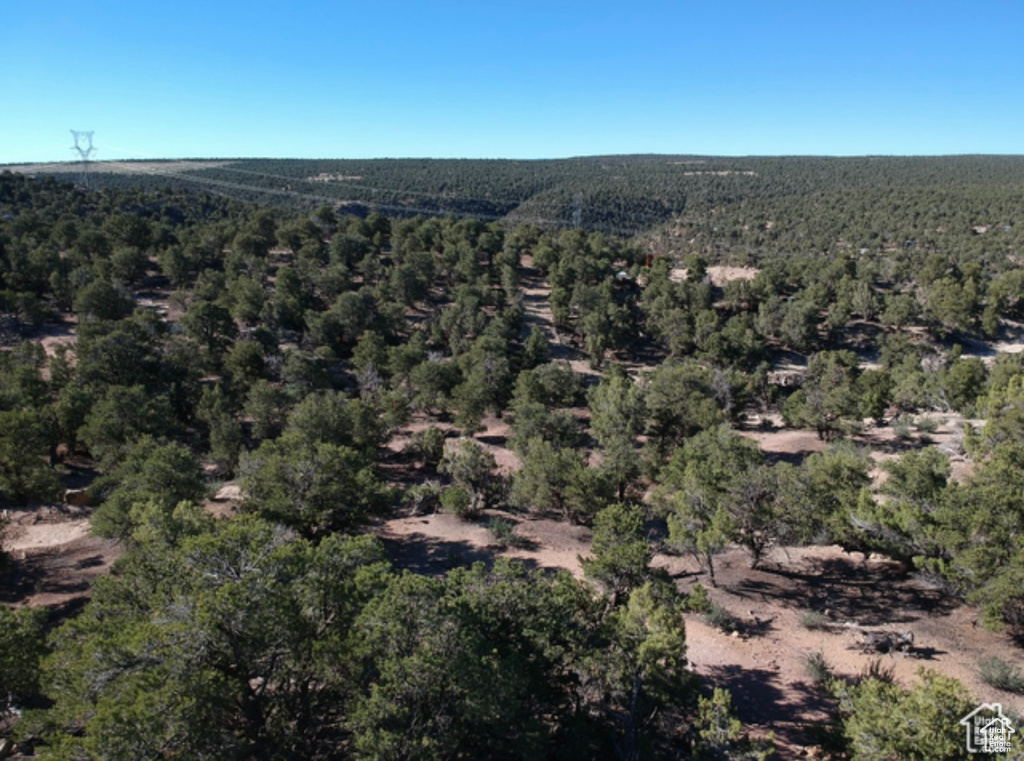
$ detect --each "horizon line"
[7,151,1024,168]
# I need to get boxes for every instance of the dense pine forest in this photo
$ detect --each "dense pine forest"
[23,154,1024,247]
[2,156,1024,759]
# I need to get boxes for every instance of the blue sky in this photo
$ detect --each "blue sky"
[3,0,1023,162]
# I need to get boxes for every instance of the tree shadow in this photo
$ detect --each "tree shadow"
[700,666,837,751]
[842,637,948,661]
[701,665,787,724]
[645,516,670,545]
[839,321,885,355]
[480,511,544,553]
[734,554,958,626]
[0,563,24,604]
[377,449,438,488]
[850,429,931,457]
[500,535,542,553]
[476,433,509,449]
[60,461,99,490]
[0,545,110,611]
[2,313,76,349]
[42,596,91,628]
[908,645,946,660]
[770,349,809,369]
[28,551,104,595]
[737,615,776,638]
[949,334,997,359]
[761,449,815,467]
[379,531,541,577]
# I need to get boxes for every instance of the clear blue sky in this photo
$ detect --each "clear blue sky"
[3,0,1023,163]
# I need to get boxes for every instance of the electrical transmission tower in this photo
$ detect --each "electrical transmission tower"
[70,130,96,187]
[572,192,583,229]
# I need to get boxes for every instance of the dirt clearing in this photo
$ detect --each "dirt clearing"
[2,506,120,615]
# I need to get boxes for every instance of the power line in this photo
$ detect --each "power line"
[209,164,566,212]
[70,130,96,188]
[87,145,564,212]
[193,163,653,236]
[63,147,653,237]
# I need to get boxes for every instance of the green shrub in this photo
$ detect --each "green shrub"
[407,426,447,467]
[858,658,895,684]
[804,651,833,685]
[891,415,913,440]
[685,583,713,614]
[978,656,1024,695]
[704,602,739,633]
[693,687,776,760]
[440,485,473,518]
[830,668,973,761]
[405,481,442,514]
[487,516,525,548]
[800,609,830,631]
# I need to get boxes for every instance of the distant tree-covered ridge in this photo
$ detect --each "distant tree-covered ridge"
[12,155,1024,248]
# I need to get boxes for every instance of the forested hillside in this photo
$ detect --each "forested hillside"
[14,155,1024,248]
[1,161,1024,759]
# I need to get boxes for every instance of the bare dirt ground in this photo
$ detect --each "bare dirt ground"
[466,415,521,474]
[659,545,1024,753]
[37,318,77,357]
[741,412,977,483]
[206,483,243,519]
[951,319,1024,365]
[740,418,827,465]
[519,255,603,382]
[36,317,77,380]
[669,265,760,286]
[1,506,120,617]
[377,506,592,579]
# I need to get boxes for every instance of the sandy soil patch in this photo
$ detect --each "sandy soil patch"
[954,322,1024,365]
[38,321,76,357]
[375,507,591,579]
[744,415,976,487]
[986,339,1024,357]
[466,415,521,474]
[670,265,760,286]
[16,318,78,381]
[374,511,498,575]
[2,506,120,613]
[213,483,242,502]
[740,425,828,463]
[503,516,591,577]
[708,265,760,286]
[657,545,1024,756]
[3,516,90,552]
[204,482,243,519]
